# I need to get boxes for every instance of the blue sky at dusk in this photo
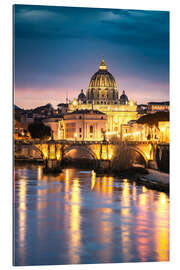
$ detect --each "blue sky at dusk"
[14,5,169,109]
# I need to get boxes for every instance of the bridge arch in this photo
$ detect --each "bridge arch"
[15,144,44,159]
[126,146,149,167]
[33,145,43,156]
[63,144,98,161]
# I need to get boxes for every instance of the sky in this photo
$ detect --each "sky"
[14,5,169,109]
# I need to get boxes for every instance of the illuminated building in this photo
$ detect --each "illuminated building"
[62,109,107,141]
[121,120,169,143]
[147,102,169,114]
[158,121,169,143]
[43,116,63,140]
[137,104,148,115]
[57,103,68,114]
[14,120,29,140]
[121,122,145,142]
[68,58,138,137]
[121,121,157,142]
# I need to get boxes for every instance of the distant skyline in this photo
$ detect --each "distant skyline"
[14,5,169,109]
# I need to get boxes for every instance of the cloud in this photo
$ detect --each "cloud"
[14,4,169,61]
[13,5,169,104]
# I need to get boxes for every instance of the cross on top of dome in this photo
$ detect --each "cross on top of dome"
[99,57,107,70]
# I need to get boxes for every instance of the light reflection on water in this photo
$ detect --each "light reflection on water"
[14,164,169,266]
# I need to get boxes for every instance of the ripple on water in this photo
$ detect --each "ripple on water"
[14,165,169,266]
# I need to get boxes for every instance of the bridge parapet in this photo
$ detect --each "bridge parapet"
[15,139,168,170]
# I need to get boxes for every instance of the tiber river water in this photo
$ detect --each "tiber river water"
[14,164,169,266]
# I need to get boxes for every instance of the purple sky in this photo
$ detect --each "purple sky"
[14,5,169,109]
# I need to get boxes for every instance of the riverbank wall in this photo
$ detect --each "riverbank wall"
[132,169,169,194]
[95,166,169,194]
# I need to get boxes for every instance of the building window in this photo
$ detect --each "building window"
[79,116,82,119]
[79,134,82,138]
[79,128,82,133]
[101,128,104,133]
[101,116,103,119]
[90,125,93,133]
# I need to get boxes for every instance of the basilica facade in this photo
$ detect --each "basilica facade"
[68,58,138,137]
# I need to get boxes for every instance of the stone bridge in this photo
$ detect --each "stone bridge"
[15,140,169,169]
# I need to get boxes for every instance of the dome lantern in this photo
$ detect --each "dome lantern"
[99,57,107,70]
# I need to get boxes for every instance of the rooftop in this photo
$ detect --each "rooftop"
[148,101,169,105]
[66,109,105,115]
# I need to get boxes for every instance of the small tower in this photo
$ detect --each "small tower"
[78,89,86,104]
[120,90,129,105]
[99,57,107,70]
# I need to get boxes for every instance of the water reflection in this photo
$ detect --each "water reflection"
[68,177,82,264]
[15,168,28,266]
[14,165,169,266]
[155,192,169,261]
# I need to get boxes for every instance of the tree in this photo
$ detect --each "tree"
[28,121,51,139]
[109,135,122,144]
[111,143,133,171]
[137,112,169,127]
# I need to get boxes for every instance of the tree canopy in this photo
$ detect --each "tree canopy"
[137,112,169,126]
[28,121,51,139]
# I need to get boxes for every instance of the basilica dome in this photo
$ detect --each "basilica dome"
[86,58,118,103]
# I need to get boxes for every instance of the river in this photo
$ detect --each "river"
[14,164,169,266]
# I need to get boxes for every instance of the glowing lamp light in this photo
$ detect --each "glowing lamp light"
[73,100,77,106]
[130,100,134,106]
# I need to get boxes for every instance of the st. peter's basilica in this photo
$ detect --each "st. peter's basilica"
[65,58,138,139]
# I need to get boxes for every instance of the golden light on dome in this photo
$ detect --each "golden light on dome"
[66,57,138,139]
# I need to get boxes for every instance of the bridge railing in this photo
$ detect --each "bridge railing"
[15,139,169,147]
